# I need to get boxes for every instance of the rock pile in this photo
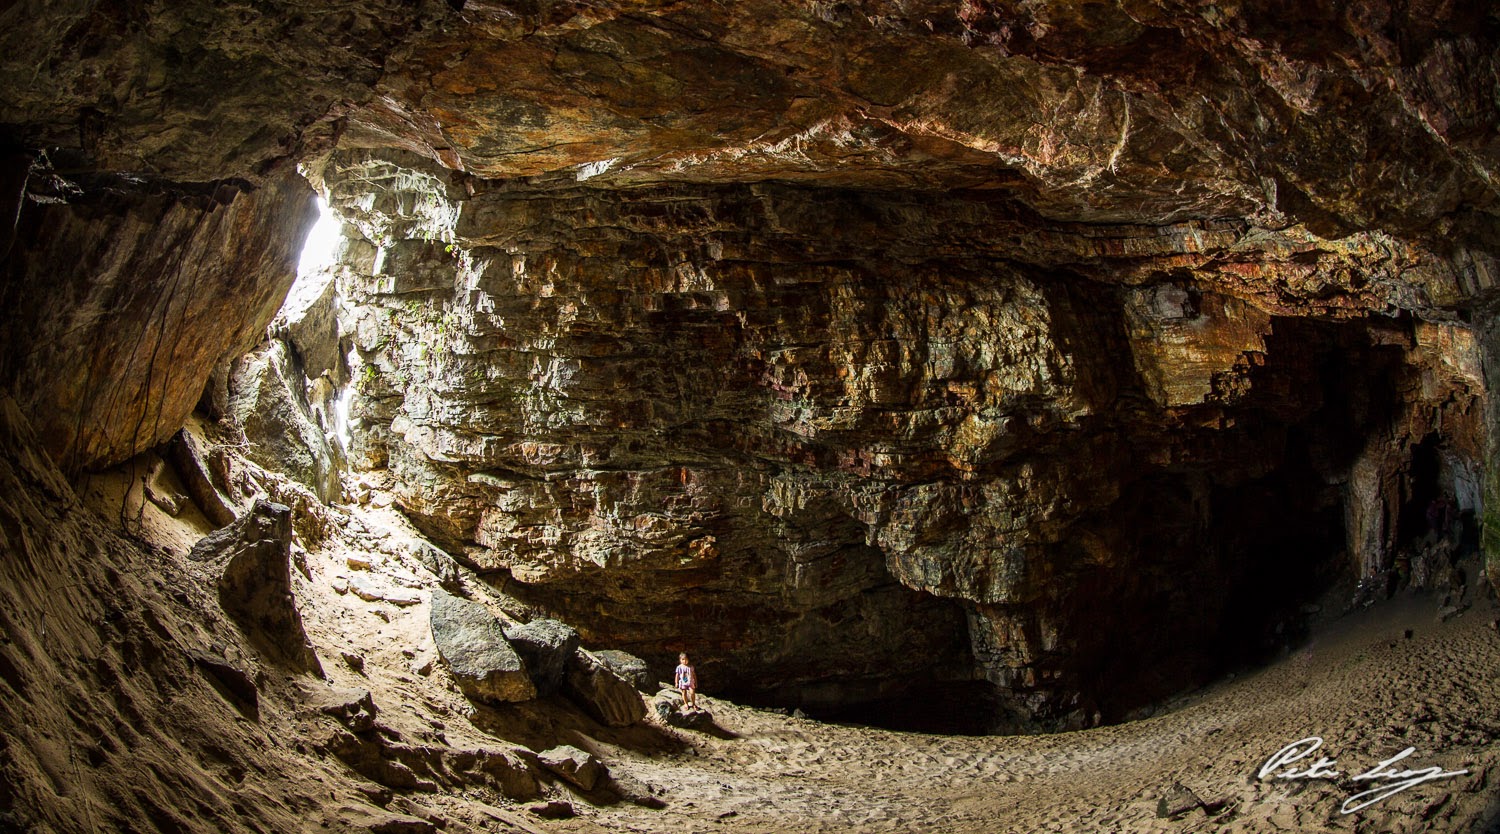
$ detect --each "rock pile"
[428,590,535,704]
[428,590,646,726]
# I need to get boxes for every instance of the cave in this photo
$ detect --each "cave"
[2,2,1499,832]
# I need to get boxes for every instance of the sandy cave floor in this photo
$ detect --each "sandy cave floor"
[74,458,1500,834]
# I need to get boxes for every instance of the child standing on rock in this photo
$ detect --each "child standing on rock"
[675,652,699,710]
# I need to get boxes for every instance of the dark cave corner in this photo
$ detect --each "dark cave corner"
[774,311,1490,735]
[1020,314,1489,731]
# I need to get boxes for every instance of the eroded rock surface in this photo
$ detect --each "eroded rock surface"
[0,169,317,471]
[191,498,322,673]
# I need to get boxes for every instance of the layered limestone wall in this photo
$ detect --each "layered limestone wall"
[297,152,1487,726]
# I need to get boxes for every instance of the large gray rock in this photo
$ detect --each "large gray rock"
[502,619,580,697]
[428,591,535,704]
[229,339,344,504]
[564,649,645,727]
[594,650,653,693]
[191,499,320,673]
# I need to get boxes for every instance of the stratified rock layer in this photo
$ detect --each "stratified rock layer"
[318,153,1486,725]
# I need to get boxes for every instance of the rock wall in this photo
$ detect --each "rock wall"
[0,167,316,472]
[315,152,1486,725]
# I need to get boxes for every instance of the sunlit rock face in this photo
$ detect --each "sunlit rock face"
[2,0,1498,727]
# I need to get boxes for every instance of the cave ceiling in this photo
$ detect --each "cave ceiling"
[4,0,1497,244]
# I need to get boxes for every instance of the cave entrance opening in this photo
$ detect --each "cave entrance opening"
[297,196,342,277]
[292,195,355,454]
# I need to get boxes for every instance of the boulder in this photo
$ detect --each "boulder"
[537,745,605,792]
[652,690,714,731]
[396,538,463,592]
[564,649,645,727]
[501,619,579,697]
[1156,782,1204,818]
[594,649,653,693]
[428,590,535,704]
[191,499,320,673]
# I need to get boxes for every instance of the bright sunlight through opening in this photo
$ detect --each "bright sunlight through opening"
[297,197,342,278]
